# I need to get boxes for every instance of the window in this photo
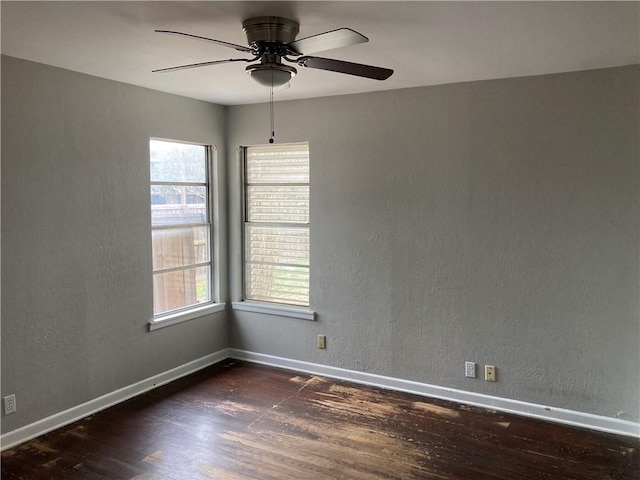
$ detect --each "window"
[243,143,310,307]
[150,139,214,317]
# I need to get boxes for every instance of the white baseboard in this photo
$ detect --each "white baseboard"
[0,349,230,451]
[229,349,640,438]
[3,347,637,451]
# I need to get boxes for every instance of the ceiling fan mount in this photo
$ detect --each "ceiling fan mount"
[153,16,393,87]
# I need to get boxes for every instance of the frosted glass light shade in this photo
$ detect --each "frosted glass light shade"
[246,64,297,87]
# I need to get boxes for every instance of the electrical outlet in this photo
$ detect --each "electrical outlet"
[465,361,476,378]
[3,394,16,415]
[317,335,326,349]
[485,365,496,382]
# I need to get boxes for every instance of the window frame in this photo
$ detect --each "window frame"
[232,143,315,321]
[148,138,225,331]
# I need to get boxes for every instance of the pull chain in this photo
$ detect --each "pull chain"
[269,71,275,144]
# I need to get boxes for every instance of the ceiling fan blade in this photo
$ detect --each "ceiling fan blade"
[288,28,368,55]
[155,30,252,54]
[152,58,250,73]
[297,56,393,80]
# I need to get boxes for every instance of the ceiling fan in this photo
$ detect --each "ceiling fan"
[153,16,394,87]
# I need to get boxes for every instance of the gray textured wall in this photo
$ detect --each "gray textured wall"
[227,66,640,421]
[1,56,229,433]
[2,57,638,436]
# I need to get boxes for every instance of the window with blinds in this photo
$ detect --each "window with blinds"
[244,143,309,306]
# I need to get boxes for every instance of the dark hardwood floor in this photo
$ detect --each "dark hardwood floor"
[2,360,638,479]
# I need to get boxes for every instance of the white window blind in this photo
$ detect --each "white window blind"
[244,143,309,306]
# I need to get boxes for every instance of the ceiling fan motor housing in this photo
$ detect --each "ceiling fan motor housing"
[242,16,300,46]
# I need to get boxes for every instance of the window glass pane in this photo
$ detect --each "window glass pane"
[245,264,309,306]
[246,144,309,184]
[153,266,210,315]
[150,139,206,183]
[246,225,309,266]
[151,185,207,226]
[152,226,209,270]
[247,185,309,223]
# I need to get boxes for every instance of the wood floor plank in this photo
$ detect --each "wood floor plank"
[2,360,638,479]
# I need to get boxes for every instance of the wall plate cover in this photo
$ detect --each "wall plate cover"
[485,365,496,382]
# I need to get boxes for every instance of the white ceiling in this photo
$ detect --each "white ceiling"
[2,1,638,106]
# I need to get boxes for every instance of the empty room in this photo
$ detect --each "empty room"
[1,2,639,479]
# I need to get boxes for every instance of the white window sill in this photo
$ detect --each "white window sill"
[149,302,226,331]
[231,301,316,321]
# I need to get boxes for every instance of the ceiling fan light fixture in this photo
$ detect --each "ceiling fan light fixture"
[246,63,297,87]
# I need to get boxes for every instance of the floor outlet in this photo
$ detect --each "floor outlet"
[3,394,16,415]
[317,335,326,349]
[465,361,476,378]
[485,365,496,382]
